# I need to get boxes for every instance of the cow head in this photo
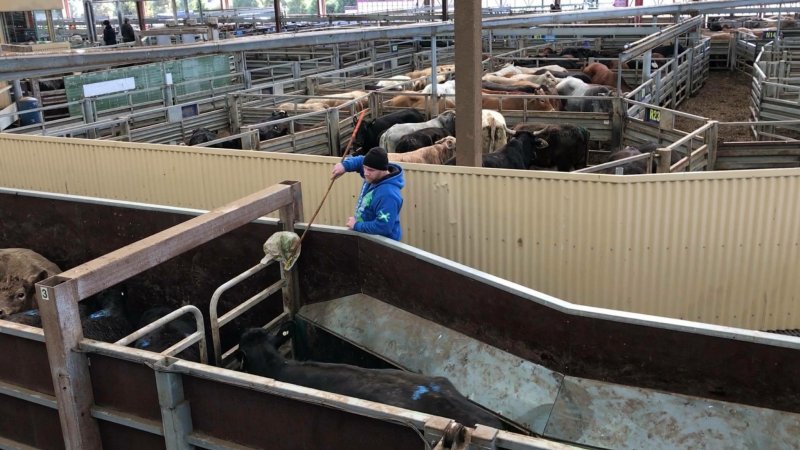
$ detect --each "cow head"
[352,118,375,151]
[237,323,293,376]
[435,136,457,163]
[0,270,48,319]
[438,110,457,135]
[271,110,289,120]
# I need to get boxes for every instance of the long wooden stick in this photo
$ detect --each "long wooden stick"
[297,108,368,247]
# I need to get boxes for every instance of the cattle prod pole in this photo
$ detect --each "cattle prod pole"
[454,0,483,167]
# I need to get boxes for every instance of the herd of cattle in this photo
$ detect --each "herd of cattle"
[179,44,684,172]
[1,247,505,429]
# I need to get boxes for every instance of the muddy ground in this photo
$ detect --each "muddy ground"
[673,70,755,142]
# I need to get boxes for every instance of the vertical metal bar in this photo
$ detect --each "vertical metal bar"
[12,80,23,101]
[429,32,438,118]
[84,1,97,43]
[45,10,56,44]
[706,120,719,170]
[611,96,623,151]
[454,0,482,167]
[278,181,303,317]
[326,107,340,156]
[37,277,102,450]
[657,148,672,173]
[154,371,193,450]
[226,93,240,133]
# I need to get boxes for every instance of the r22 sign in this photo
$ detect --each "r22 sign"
[645,108,661,124]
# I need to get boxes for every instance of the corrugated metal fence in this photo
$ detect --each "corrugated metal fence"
[1,134,799,331]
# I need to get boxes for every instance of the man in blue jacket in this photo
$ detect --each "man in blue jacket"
[331,147,405,241]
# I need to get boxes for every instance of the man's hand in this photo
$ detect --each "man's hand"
[331,162,346,180]
[346,216,356,230]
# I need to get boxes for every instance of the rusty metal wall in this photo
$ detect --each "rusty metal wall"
[1,134,799,330]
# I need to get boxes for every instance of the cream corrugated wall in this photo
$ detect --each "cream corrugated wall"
[1,134,799,330]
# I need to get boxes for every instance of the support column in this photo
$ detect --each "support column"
[45,10,55,42]
[136,0,147,34]
[274,0,282,33]
[278,181,304,317]
[84,1,97,43]
[454,1,482,167]
[38,278,102,450]
[155,371,193,450]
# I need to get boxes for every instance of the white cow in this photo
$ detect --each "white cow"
[376,75,413,91]
[481,109,512,153]
[421,79,457,96]
[379,110,456,152]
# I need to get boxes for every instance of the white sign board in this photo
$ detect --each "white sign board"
[82,77,136,98]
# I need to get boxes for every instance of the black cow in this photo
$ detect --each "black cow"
[601,142,682,174]
[481,81,539,94]
[187,127,243,150]
[6,285,132,343]
[353,108,426,153]
[559,48,601,59]
[132,306,200,362]
[514,123,589,172]
[394,127,453,153]
[567,73,593,84]
[480,131,549,169]
[238,327,504,429]
[652,44,688,58]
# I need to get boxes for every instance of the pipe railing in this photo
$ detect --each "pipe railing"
[114,305,208,364]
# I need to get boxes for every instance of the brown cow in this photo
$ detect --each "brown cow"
[582,62,632,92]
[386,95,455,112]
[0,248,61,318]
[481,90,555,112]
[388,136,456,165]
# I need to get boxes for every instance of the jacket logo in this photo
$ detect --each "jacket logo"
[377,210,391,222]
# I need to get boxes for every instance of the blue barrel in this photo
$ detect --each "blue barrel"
[17,97,42,126]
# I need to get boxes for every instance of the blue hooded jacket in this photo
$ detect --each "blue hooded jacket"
[342,155,405,241]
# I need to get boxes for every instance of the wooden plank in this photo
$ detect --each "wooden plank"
[37,279,102,450]
[717,148,800,157]
[58,183,297,301]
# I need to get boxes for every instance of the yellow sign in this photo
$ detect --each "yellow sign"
[646,108,661,123]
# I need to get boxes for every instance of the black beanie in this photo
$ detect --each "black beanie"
[363,147,389,170]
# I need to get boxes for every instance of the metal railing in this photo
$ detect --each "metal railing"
[114,305,208,364]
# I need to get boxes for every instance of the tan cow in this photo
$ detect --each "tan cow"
[388,136,456,165]
[305,90,369,110]
[406,64,456,80]
[277,102,327,112]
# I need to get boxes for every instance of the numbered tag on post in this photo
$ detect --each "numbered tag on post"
[645,107,661,124]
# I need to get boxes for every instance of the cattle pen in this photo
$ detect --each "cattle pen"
[2,0,800,448]
[1,184,800,450]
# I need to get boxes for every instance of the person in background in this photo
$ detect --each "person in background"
[331,147,405,241]
[121,18,135,43]
[102,20,116,46]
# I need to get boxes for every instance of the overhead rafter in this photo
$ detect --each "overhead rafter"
[0,0,776,80]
